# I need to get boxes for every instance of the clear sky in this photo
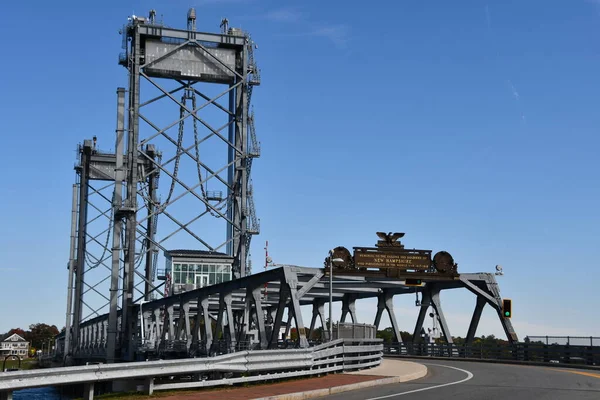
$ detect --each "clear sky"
[0,0,599,340]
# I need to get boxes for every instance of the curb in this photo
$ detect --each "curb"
[251,364,428,400]
[385,355,600,371]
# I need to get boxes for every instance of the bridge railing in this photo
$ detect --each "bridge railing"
[383,342,600,366]
[0,338,383,399]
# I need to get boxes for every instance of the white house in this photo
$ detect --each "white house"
[0,333,30,357]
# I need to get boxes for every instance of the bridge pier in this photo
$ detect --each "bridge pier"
[413,289,430,343]
[340,294,358,323]
[249,289,265,349]
[374,291,402,343]
[0,390,12,400]
[201,298,213,353]
[429,288,453,344]
[466,295,487,344]
[269,281,289,348]
[224,294,236,352]
[83,382,94,400]
[145,377,154,395]
[308,299,326,340]
[286,278,309,348]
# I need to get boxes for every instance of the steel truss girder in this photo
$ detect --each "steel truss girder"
[68,267,519,362]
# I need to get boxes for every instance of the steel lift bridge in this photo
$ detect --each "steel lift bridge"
[62,235,519,363]
[64,9,261,363]
[61,9,518,365]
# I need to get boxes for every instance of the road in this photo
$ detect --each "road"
[321,359,600,400]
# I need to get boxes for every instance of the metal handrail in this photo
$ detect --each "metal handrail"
[382,342,600,366]
[0,339,383,397]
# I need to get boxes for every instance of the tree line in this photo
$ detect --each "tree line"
[2,323,61,353]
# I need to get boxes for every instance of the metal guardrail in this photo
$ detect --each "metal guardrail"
[383,342,600,366]
[526,336,600,346]
[0,339,383,399]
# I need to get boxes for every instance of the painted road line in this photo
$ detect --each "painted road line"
[554,369,600,379]
[364,364,474,400]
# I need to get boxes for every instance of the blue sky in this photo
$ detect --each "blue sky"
[0,0,599,340]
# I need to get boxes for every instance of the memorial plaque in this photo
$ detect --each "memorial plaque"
[354,249,431,270]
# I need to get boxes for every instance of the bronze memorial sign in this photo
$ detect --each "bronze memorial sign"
[354,250,431,270]
[328,231,458,278]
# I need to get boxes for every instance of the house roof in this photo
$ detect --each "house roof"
[1,333,27,343]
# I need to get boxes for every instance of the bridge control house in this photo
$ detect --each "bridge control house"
[159,250,234,296]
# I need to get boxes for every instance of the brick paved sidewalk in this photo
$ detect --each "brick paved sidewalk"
[153,373,388,400]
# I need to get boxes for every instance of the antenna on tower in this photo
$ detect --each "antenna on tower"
[187,8,196,31]
[220,18,229,34]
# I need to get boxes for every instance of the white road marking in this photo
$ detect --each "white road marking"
[363,363,474,399]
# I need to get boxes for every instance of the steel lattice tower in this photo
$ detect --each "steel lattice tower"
[65,9,261,362]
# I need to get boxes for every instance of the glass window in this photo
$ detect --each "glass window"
[196,264,202,272]
[174,263,181,271]
[222,273,231,283]
[209,273,215,285]
[216,273,222,284]
[202,264,208,273]
[182,263,188,271]
[209,264,216,273]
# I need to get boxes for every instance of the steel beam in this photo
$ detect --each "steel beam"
[143,147,157,301]
[64,183,78,360]
[269,283,289,348]
[107,88,126,363]
[201,298,212,353]
[137,25,247,47]
[73,141,92,352]
[308,299,325,340]
[340,294,358,323]
[430,288,453,344]
[251,288,268,349]
[374,291,402,343]
[210,295,225,354]
[224,294,236,352]
[466,295,486,344]
[412,290,431,343]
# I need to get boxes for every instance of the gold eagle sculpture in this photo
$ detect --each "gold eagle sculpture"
[376,232,405,246]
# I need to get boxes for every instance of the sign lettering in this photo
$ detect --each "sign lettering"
[354,250,431,270]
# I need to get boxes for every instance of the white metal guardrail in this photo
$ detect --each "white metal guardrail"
[0,339,383,400]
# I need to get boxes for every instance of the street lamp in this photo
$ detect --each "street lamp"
[328,250,345,341]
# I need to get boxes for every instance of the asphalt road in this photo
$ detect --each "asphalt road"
[321,359,600,400]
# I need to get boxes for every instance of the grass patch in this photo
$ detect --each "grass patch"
[2,358,38,370]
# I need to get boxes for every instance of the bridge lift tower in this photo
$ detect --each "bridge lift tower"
[65,9,261,362]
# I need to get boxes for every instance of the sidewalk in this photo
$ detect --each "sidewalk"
[152,359,427,400]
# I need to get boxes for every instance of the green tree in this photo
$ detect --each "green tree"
[399,331,413,342]
[6,328,27,338]
[376,327,395,342]
[26,323,59,349]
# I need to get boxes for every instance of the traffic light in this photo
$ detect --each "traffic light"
[405,278,423,286]
[502,299,512,318]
